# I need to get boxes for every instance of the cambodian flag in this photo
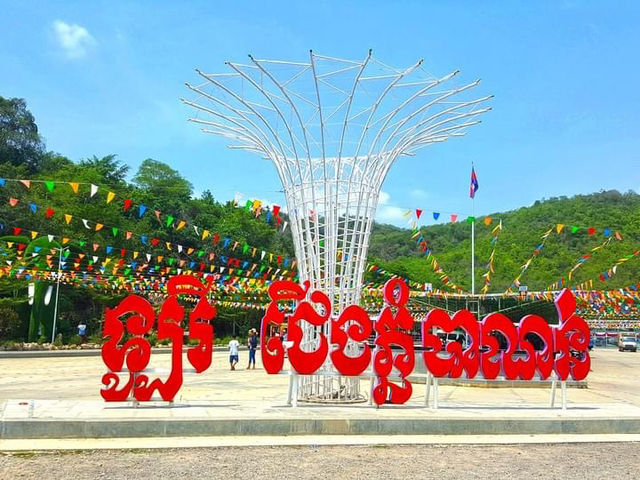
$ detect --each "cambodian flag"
[470,166,479,199]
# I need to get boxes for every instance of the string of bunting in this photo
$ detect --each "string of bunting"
[2,194,297,270]
[0,177,289,233]
[545,236,618,291]
[480,220,503,294]
[0,232,296,285]
[405,210,463,292]
[505,226,555,294]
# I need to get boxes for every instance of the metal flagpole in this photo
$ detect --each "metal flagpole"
[51,246,63,343]
[471,163,475,296]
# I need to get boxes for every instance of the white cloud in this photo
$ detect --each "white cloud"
[375,191,409,225]
[376,205,408,224]
[52,20,96,59]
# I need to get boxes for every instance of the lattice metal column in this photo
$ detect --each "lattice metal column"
[183,50,491,402]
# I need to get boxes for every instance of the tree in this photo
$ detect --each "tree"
[0,96,44,172]
[133,158,193,209]
[79,154,129,184]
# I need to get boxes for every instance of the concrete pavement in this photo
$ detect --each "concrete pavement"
[1,349,639,444]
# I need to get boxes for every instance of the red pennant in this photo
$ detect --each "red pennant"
[213,233,220,244]
[9,198,18,207]
[120,248,126,258]
[123,199,133,211]
[450,214,458,223]
[273,205,281,217]
[588,227,596,236]
[17,243,26,251]
[151,237,159,247]
[45,207,55,219]
[12,227,21,236]
[416,209,423,220]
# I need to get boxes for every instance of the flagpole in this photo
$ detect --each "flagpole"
[471,198,475,296]
[471,162,475,296]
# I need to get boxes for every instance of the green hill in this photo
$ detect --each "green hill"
[367,190,640,293]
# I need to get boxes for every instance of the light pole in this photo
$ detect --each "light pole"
[51,246,68,343]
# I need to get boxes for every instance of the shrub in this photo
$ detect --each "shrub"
[69,334,82,346]
[37,335,47,345]
[53,333,63,347]
[0,307,21,340]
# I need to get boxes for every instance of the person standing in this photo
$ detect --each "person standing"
[77,322,87,343]
[228,335,240,370]
[246,329,258,369]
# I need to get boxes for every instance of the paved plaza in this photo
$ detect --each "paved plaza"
[0,348,639,447]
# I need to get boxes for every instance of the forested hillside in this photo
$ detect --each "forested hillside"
[368,190,640,293]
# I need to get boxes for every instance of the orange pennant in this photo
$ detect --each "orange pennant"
[69,182,79,194]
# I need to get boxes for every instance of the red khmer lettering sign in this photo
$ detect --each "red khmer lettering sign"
[101,276,590,405]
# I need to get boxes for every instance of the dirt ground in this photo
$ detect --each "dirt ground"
[2,443,639,480]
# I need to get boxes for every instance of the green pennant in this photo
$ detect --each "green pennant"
[467,216,475,224]
[78,241,86,247]
[44,181,55,192]
[168,258,175,266]
[112,227,119,237]
[197,250,204,257]
[571,226,579,234]
[243,243,249,254]
[154,265,160,270]
[245,200,252,211]
[260,266,266,273]
[124,268,131,275]
[166,215,174,227]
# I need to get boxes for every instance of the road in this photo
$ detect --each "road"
[1,443,639,479]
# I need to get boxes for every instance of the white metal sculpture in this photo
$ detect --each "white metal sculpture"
[183,51,491,402]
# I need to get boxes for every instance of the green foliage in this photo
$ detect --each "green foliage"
[0,306,20,340]
[0,97,44,172]
[369,190,640,292]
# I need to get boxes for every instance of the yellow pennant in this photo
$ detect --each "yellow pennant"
[176,220,186,230]
[106,191,116,204]
[64,214,72,224]
[69,182,79,194]
[95,223,104,231]
[556,224,564,234]
[31,231,38,239]
[62,237,69,245]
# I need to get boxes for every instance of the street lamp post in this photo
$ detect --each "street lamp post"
[51,246,67,344]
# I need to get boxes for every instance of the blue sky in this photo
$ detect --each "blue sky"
[1,1,638,227]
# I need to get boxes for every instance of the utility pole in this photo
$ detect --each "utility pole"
[51,246,65,343]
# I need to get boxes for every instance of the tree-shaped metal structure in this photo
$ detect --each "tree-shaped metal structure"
[183,51,491,402]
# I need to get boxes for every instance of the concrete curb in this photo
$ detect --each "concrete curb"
[3,416,640,439]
